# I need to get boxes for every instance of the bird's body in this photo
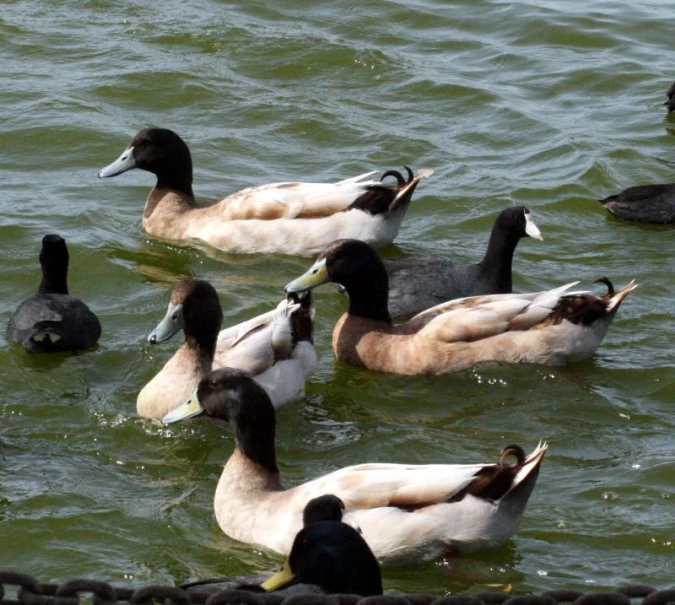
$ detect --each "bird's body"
[138,280,315,419]
[599,183,675,224]
[163,369,547,565]
[285,239,635,375]
[99,128,431,256]
[7,235,101,353]
[384,205,543,317]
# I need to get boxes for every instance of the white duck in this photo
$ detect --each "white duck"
[163,368,548,564]
[137,279,316,419]
[98,128,432,256]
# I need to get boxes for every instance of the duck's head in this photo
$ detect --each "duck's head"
[260,520,382,596]
[148,278,222,347]
[285,239,386,294]
[285,239,390,322]
[98,128,193,194]
[162,367,273,427]
[38,234,70,295]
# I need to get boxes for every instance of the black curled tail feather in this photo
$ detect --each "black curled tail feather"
[594,277,615,296]
[380,166,414,186]
[346,166,421,216]
[500,444,526,467]
[446,444,528,504]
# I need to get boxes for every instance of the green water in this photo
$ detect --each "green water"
[1,0,674,596]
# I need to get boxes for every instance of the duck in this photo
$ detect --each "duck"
[98,128,432,257]
[383,206,543,317]
[163,367,548,564]
[284,239,636,375]
[137,279,316,419]
[665,81,675,114]
[181,495,380,597]
[6,234,101,353]
[599,183,675,224]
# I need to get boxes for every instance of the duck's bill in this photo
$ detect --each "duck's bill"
[162,389,204,424]
[260,562,294,592]
[524,211,543,241]
[284,258,329,293]
[147,302,184,344]
[98,146,137,178]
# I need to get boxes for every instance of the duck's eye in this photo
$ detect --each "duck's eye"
[209,379,219,388]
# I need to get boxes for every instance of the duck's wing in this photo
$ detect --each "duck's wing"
[289,443,547,512]
[404,283,581,343]
[214,297,302,375]
[214,172,381,221]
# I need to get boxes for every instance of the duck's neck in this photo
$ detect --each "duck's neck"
[478,226,520,292]
[156,169,194,199]
[234,415,279,475]
[39,266,68,295]
[344,273,392,324]
[184,322,219,363]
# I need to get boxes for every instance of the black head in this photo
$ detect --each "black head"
[195,367,273,421]
[284,521,382,596]
[302,495,346,527]
[319,239,387,286]
[99,127,194,195]
[38,234,69,295]
[493,206,536,239]
[308,239,390,323]
[128,128,192,177]
[148,279,222,350]
[194,368,278,471]
[178,279,222,343]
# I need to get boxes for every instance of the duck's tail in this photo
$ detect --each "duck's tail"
[498,441,548,516]
[348,167,433,216]
[600,278,637,313]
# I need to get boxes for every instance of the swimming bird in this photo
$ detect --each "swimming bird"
[181,495,379,597]
[665,81,675,114]
[138,279,315,419]
[260,519,382,596]
[384,206,543,317]
[7,234,101,353]
[599,183,675,224]
[163,368,548,564]
[98,128,431,256]
[285,239,635,375]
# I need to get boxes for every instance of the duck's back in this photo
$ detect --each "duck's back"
[7,293,101,353]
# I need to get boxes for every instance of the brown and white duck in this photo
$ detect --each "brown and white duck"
[285,239,635,375]
[163,368,548,564]
[137,279,315,419]
[98,128,431,256]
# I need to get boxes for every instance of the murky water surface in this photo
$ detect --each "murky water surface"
[1,0,674,595]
